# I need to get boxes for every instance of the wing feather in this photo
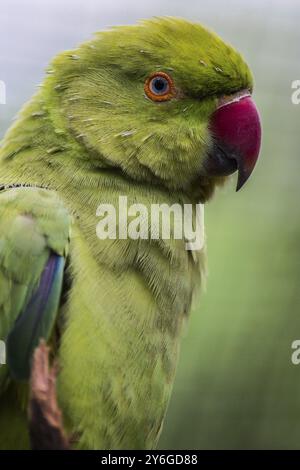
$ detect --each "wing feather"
[0,187,71,384]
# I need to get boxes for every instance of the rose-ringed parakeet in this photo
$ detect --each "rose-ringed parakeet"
[0,17,261,449]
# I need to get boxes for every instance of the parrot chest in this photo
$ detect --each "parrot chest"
[57,188,204,449]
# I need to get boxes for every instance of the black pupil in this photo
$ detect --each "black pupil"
[153,77,167,93]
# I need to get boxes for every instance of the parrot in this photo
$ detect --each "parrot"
[0,17,261,449]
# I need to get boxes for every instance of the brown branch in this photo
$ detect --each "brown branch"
[28,339,70,450]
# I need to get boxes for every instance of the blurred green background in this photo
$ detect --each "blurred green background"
[1,0,300,450]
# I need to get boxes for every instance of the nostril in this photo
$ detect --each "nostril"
[217,89,252,110]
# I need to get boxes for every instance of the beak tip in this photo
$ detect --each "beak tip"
[235,167,253,192]
[236,177,244,192]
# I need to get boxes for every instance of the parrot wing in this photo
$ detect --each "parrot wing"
[0,186,71,382]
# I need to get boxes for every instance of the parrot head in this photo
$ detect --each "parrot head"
[47,17,261,200]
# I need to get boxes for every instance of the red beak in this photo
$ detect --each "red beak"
[207,91,262,191]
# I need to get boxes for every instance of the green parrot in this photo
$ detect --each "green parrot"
[0,17,261,449]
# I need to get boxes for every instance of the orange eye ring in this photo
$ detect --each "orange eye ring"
[144,72,176,102]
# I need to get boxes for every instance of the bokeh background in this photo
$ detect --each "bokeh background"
[1,0,300,449]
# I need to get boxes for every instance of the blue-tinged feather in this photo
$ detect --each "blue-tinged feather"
[6,253,65,381]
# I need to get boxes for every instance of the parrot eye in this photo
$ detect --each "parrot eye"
[144,72,175,102]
